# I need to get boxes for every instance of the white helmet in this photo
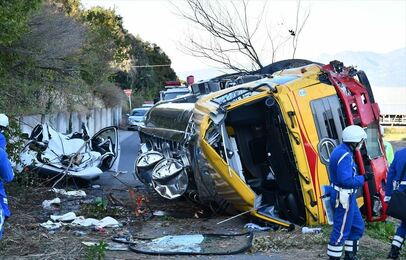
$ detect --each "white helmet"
[0,114,9,128]
[342,125,367,143]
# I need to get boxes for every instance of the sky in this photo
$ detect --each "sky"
[82,0,406,81]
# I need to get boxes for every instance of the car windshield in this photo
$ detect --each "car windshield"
[132,109,148,116]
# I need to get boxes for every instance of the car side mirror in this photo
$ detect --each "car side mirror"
[126,113,130,117]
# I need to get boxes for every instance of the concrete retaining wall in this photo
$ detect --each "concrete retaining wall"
[19,106,122,136]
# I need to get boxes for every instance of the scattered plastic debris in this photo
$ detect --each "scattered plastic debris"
[96,216,121,228]
[301,227,322,234]
[51,188,86,197]
[92,185,101,189]
[71,217,100,227]
[42,198,61,210]
[244,223,271,231]
[153,210,165,217]
[40,220,62,231]
[50,212,77,222]
[41,214,120,231]
[72,216,120,228]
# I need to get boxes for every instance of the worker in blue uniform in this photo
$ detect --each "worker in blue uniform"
[385,147,406,259]
[0,114,6,150]
[327,125,374,260]
[0,113,14,240]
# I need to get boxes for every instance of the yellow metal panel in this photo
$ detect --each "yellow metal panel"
[276,79,338,225]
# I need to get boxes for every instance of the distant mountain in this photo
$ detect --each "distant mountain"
[315,48,406,87]
[178,48,406,86]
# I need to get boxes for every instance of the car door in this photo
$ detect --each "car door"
[90,126,120,172]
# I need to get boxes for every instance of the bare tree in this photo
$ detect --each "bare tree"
[173,0,267,72]
[291,0,310,59]
[267,19,291,63]
[173,0,310,72]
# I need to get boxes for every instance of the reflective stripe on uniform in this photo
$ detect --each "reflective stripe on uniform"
[392,235,404,248]
[345,240,354,245]
[327,244,343,257]
[344,240,354,251]
[337,152,349,166]
[0,207,4,235]
[337,203,350,243]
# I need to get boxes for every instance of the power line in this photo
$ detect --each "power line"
[131,64,171,68]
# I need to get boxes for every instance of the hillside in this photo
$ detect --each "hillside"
[316,48,406,87]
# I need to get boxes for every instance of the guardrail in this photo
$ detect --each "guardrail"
[380,114,406,127]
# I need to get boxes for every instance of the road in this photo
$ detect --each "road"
[93,130,142,189]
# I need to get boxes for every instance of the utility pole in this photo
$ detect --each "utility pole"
[123,89,132,110]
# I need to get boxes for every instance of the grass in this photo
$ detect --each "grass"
[365,221,396,242]
[79,197,127,219]
[384,127,406,141]
[85,241,107,260]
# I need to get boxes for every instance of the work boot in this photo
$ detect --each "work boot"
[344,240,359,260]
[344,251,357,260]
[387,245,401,259]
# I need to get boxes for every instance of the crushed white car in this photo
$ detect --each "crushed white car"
[17,123,120,180]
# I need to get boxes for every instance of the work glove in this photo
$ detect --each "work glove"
[364,172,374,181]
[384,196,391,202]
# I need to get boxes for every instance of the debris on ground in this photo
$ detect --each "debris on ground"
[244,223,271,231]
[42,198,61,210]
[51,188,87,197]
[40,220,62,231]
[41,215,121,230]
[301,227,322,234]
[72,216,121,228]
[50,212,77,222]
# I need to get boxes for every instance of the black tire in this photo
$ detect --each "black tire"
[257,59,321,75]
[357,70,375,103]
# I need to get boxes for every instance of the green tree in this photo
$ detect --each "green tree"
[0,0,42,46]
[112,35,177,100]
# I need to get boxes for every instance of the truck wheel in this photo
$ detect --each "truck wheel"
[357,70,375,103]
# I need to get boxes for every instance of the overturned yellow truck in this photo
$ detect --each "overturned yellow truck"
[136,60,388,229]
